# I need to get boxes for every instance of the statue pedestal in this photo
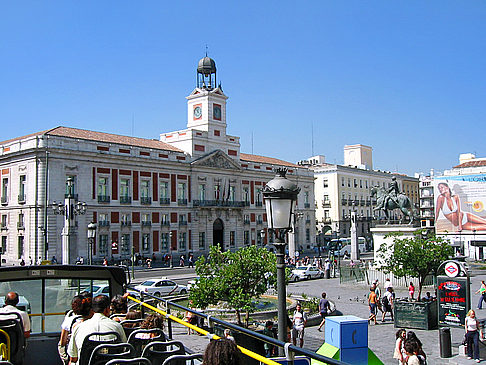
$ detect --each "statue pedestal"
[371,225,417,266]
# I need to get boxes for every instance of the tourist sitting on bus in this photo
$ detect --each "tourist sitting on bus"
[134,314,165,339]
[68,295,127,363]
[58,294,91,364]
[111,294,128,322]
[202,338,242,365]
[0,292,30,338]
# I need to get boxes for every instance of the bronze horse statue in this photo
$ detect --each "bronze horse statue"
[370,186,418,224]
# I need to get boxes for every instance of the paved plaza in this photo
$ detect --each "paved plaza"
[166,264,486,365]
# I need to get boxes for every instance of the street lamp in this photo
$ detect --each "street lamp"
[87,222,97,265]
[52,177,87,264]
[262,168,300,349]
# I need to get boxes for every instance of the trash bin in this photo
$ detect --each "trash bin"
[439,327,452,358]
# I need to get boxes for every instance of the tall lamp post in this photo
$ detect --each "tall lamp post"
[87,222,97,265]
[52,177,87,264]
[263,168,300,350]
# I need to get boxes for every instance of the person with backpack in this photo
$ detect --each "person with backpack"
[382,286,395,322]
[317,292,331,332]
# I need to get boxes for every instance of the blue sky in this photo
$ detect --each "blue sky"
[1,1,485,176]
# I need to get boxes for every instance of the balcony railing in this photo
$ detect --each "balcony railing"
[179,221,188,226]
[256,219,263,225]
[304,203,311,208]
[0,223,7,230]
[1,196,7,205]
[322,201,331,208]
[360,200,366,206]
[121,221,132,227]
[244,201,250,207]
[192,200,246,208]
[98,195,110,203]
[243,219,250,225]
[161,221,170,226]
[323,217,332,223]
[159,197,170,205]
[18,194,25,204]
[120,196,132,204]
[142,221,152,227]
[98,221,110,227]
[141,197,152,205]
[305,219,311,224]
[178,198,187,205]
[341,198,347,206]
[366,200,371,206]
[17,222,24,230]
[255,201,263,207]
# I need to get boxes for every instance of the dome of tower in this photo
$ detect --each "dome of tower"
[197,56,217,75]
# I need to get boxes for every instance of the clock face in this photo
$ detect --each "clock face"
[193,106,202,119]
[213,104,221,120]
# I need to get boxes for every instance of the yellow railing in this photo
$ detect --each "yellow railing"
[0,328,11,361]
[128,295,281,365]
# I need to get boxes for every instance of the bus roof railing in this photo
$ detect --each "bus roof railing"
[127,287,348,365]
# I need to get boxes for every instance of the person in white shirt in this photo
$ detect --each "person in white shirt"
[465,309,481,362]
[291,304,307,348]
[0,292,31,338]
[68,295,127,363]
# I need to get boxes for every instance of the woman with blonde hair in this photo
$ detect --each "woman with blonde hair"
[465,309,481,362]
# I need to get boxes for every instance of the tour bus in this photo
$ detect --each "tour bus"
[0,264,345,365]
[330,237,367,257]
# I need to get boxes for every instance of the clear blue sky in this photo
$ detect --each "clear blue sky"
[1,1,485,176]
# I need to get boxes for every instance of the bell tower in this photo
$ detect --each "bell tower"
[186,56,228,135]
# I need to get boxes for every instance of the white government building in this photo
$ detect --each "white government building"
[0,56,316,265]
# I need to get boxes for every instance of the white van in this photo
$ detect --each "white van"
[331,237,366,257]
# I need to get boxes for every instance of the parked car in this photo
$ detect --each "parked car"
[80,283,111,297]
[133,278,188,297]
[291,266,324,281]
[187,277,200,291]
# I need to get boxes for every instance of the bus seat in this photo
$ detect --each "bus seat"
[0,313,25,365]
[79,331,122,365]
[160,353,203,365]
[105,358,151,365]
[127,329,165,356]
[141,341,185,365]
[88,342,136,365]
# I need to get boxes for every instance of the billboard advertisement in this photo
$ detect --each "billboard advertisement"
[434,175,486,233]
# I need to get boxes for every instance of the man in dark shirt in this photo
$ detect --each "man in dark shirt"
[317,292,331,332]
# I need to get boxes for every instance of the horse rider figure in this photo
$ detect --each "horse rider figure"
[374,177,401,211]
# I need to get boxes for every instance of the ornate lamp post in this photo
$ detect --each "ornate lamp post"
[52,177,87,264]
[263,168,300,349]
[87,222,97,265]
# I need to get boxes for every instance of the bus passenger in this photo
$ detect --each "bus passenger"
[0,292,31,338]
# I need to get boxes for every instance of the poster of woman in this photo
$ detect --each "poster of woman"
[434,176,486,233]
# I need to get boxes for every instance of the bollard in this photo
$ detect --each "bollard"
[439,327,452,358]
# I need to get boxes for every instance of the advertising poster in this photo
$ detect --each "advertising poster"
[434,175,486,233]
[437,276,470,327]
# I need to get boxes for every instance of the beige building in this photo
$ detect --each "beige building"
[0,56,315,265]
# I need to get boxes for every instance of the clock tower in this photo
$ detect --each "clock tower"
[160,56,240,159]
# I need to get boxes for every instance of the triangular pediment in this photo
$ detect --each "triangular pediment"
[191,150,241,170]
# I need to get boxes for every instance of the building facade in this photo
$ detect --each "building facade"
[0,57,316,265]
[299,145,419,242]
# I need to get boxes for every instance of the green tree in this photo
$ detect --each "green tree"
[189,244,278,326]
[377,230,453,300]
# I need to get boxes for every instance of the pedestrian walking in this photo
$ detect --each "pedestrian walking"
[188,253,194,268]
[465,310,481,363]
[382,286,394,322]
[291,303,307,347]
[368,286,377,325]
[408,282,415,301]
[476,280,486,309]
[373,279,383,314]
[324,259,331,279]
[180,255,185,267]
[384,277,392,291]
[317,292,331,332]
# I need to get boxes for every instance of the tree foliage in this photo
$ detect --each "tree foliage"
[189,244,278,326]
[377,230,453,300]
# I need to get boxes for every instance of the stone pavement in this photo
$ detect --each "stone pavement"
[169,266,486,364]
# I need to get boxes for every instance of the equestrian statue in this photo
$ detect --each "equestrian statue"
[371,177,419,225]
